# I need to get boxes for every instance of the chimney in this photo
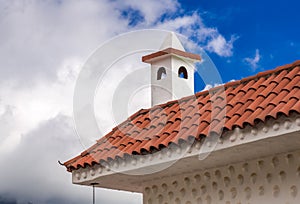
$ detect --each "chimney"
[142,32,201,106]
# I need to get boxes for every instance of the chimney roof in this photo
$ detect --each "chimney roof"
[160,32,185,51]
[142,32,200,63]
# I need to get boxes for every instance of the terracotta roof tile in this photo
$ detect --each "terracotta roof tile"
[64,60,300,172]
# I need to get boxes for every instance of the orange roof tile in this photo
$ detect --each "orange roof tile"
[64,60,300,172]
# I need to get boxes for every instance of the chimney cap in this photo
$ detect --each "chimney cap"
[142,32,201,63]
[159,32,185,51]
[142,48,201,63]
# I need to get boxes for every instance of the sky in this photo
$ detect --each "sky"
[0,0,300,203]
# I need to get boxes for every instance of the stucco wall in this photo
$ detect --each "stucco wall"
[143,149,300,204]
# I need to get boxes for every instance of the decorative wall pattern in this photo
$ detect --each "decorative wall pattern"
[143,150,300,204]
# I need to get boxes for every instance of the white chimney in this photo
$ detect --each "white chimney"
[142,32,201,106]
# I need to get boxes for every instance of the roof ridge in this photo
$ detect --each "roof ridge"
[207,59,300,93]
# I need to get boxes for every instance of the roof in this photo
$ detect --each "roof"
[64,60,300,172]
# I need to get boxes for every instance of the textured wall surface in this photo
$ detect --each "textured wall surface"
[143,149,300,204]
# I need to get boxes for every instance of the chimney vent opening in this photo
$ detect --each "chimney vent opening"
[157,67,167,80]
[178,66,188,79]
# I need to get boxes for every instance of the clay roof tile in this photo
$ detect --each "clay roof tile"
[64,60,300,171]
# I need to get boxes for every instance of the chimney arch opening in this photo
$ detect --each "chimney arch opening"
[157,67,167,80]
[178,66,188,79]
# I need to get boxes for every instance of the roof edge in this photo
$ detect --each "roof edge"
[142,48,201,63]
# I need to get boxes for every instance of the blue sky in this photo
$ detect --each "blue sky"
[181,0,300,91]
[0,0,299,203]
[121,0,300,92]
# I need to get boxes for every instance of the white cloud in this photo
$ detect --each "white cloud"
[202,83,224,91]
[202,79,235,91]
[155,13,199,32]
[115,0,179,26]
[205,35,238,57]
[0,0,128,84]
[0,114,142,204]
[0,58,81,154]
[244,49,261,71]
[155,12,238,57]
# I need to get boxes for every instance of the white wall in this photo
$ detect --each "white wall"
[143,149,300,204]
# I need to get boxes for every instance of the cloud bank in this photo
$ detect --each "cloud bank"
[0,0,237,203]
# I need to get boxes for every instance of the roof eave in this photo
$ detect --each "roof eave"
[69,113,300,192]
